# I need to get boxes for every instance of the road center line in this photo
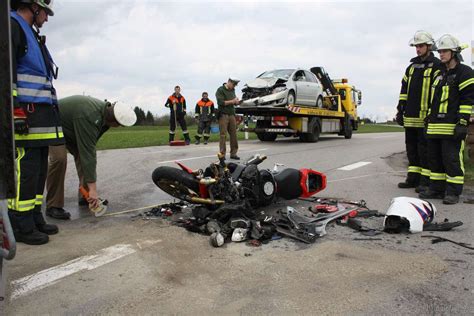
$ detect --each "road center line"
[11,242,158,300]
[337,161,372,171]
[329,171,405,183]
[156,148,268,164]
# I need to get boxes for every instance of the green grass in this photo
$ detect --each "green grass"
[97,123,403,150]
[355,123,404,133]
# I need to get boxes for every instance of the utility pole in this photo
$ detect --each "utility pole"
[0,0,18,311]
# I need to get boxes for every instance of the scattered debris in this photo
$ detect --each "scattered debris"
[422,236,474,250]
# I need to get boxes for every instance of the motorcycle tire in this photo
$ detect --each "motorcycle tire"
[152,166,200,202]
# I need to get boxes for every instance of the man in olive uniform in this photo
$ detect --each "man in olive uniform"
[9,0,63,245]
[45,96,137,219]
[215,77,241,159]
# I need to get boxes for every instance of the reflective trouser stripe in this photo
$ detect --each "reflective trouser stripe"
[169,131,175,134]
[196,134,202,137]
[421,168,431,177]
[35,194,44,206]
[15,132,64,141]
[430,172,446,181]
[408,166,422,174]
[182,130,189,134]
[203,133,210,137]
[7,148,36,212]
[460,140,465,173]
[446,176,464,184]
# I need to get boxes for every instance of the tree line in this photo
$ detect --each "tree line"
[133,106,196,126]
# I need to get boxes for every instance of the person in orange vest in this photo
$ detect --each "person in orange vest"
[194,92,215,145]
[165,86,190,145]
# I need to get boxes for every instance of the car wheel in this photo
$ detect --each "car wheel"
[286,91,295,106]
[316,96,323,108]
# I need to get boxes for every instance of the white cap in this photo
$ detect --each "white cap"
[113,102,137,127]
[229,76,240,84]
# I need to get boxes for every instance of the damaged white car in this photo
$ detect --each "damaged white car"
[241,69,324,107]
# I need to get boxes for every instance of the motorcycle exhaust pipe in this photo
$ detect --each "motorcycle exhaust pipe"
[191,197,225,205]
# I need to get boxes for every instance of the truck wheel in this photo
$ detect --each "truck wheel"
[256,120,277,142]
[300,117,320,143]
[344,115,353,139]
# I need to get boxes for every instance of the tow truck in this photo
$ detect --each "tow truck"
[236,67,362,142]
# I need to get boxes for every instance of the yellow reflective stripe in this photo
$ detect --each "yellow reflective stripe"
[428,123,456,127]
[446,176,464,184]
[459,78,474,90]
[7,148,29,211]
[439,86,449,113]
[460,140,465,174]
[403,75,408,82]
[431,79,440,103]
[420,68,432,113]
[35,194,44,205]
[408,166,422,173]
[433,69,441,77]
[15,132,64,141]
[430,172,446,181]
[13,89,18,97]
[403,117,424,127]
[399,94,408,101]
[421,168,431,177]
[459,105,472,114]
[407,66,415,95]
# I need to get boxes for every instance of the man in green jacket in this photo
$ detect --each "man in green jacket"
[45,96,137,219]
[215,77,241,160]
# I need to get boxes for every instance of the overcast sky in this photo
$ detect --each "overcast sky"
[41,0,473,121]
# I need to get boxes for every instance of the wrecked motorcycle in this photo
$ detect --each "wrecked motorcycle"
[152,153,326,208]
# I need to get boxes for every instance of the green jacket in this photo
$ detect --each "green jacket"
[215,84,236,115]
[58,95,110,183]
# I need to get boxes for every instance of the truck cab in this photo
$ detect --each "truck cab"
[333,79,362,129]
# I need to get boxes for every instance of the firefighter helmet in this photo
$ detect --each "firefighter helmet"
[436,34,468,62]
[12,0,54,16]
[408,30,435,47]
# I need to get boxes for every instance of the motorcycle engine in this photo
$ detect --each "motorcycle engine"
[240,165,276,207]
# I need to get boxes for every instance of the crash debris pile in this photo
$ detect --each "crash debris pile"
[135,196,468,249]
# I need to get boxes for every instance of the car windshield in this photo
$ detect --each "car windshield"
[258,69,294,80]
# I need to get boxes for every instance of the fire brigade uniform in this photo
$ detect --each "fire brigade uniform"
[425,62,474,198]
[397,53,442,188]
[194,98,215,144]
[165,93,190,143]
[8,10,64,244]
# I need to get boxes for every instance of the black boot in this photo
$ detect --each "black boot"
[419,189,445,200]
[398,181,417,189]
[415,185,429,193]
[203,137,209,145]
[33,208,59,235]
[46,207,71,220]
[169,133,175,144]
[184,134,191,145]
[195,135,201,145]
[443,195,459,205]
[9,211,49,245]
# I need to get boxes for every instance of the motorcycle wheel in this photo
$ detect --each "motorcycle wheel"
[152,166,200,202]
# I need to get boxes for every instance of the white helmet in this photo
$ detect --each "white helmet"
[113,102,137,127]
[408,30,435,47]
[436,34,467,51]
[383,197,436,233]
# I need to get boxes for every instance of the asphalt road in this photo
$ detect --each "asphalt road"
[5,133,474,315]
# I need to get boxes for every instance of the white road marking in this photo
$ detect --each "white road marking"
[337,161,372,171]
[155,148,268,165]
[11,241,160,300]
[329,171,405,183]
[369,135,400,139]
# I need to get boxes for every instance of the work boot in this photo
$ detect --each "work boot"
[9,211,49,245]
[169,133,175,144]
[419,189,445,200]
[398,181,417,189]
[415,185,428,194]
[33,208,59,235]
[195,138,200,145]
[443,195,459,205]
[204,137,209,145]
[230,155,240,160]
[46,207,71,220]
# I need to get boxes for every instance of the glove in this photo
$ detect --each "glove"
[13,107,28,135]
[454,120,468,140]
[395,112,404,126]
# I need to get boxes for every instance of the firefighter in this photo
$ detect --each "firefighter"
[420,34,473,205]
[396,31,442,193]
[165,86,190,145]
[194,92,215,145]
[8,0,63,245]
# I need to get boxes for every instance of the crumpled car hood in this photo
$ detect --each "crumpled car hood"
[246,77,287,88]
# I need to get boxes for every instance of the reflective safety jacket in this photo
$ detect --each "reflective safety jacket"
[165,94,186,114]
[11,12,63,147]
[426,63,474,138]
[194,99,215,121]
[398,53,442,128]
